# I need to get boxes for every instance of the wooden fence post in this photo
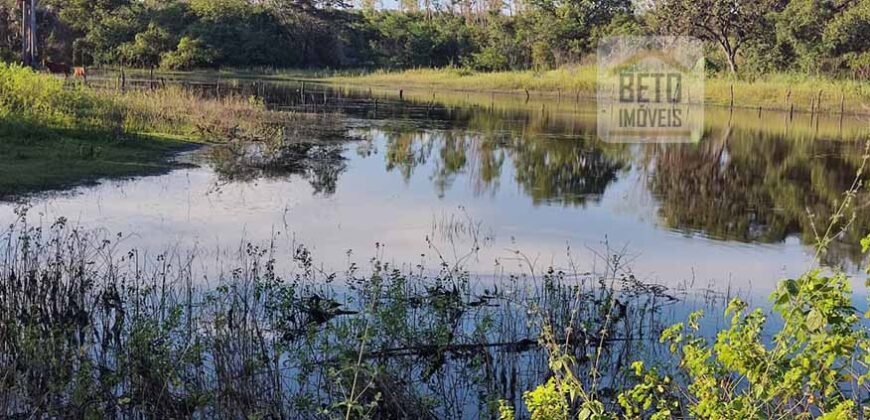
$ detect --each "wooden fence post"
[729,84,734,110]
[816,90,823,114]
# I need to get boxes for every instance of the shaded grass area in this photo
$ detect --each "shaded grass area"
[0,122,191,197]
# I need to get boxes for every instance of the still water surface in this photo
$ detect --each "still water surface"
[6,80,870,299]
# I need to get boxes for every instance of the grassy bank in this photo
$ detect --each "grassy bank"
[329,67,870,115]
[0,64,336,197]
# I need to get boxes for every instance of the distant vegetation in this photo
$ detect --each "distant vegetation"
[1,0,870,78]
[330,67,870,114]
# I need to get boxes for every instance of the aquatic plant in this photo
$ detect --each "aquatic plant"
[0,206,674,418]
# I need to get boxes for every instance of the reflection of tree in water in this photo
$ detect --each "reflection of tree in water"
[207,141,347,195]
[383,129,509,198]
[511,137,623,206]
[382,127,624,205]
[648,127,870,265]
[384,131,436,181]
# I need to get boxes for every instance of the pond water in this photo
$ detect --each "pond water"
[5,78,870,418]
[6,79,870,301]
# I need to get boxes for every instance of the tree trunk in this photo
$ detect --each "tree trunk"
[719,40,738,74]
[29,0,36,64]
[726,52,737,74]
[20,0,27,65]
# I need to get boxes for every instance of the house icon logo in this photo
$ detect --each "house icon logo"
[597,37,704,143]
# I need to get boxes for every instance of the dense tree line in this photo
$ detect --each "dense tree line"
[0,0,869,76]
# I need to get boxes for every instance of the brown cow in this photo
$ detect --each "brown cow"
[43,60,71,78]
[73,67,87,81]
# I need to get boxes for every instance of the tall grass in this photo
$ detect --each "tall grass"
[330,66,870,114]
[0,62,115,129]
[0,63,333,144]
[0,208,680,418]
[0,63,350,196]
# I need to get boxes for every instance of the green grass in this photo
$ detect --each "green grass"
[0,122,191,197]
[0,63,291,197]
[328,66,870,115]
[94,65,870,115]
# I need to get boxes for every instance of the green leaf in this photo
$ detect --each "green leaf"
[784,279,799,296]
[807,309,825,331]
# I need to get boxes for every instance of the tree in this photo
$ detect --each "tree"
[160,36,215,69]
[649,0,779,73]
[119,23,172,67]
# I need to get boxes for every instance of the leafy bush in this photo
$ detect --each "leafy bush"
[472,46,510,71]
[119,23,174,67]
[0,63,112,128]
[160,36,217,70]
[502,234,870,419]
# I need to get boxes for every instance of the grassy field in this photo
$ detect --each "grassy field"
[329,66,870,115]
[0,64,319,197]
[97,65,870,115]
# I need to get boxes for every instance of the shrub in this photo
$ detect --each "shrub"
[160,36,217,70]
[0,63,112,128]
[504,234,870,419]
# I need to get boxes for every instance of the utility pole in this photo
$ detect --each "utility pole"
[19,0,37,67]
[30,0,37,65]
[20,0,27,65]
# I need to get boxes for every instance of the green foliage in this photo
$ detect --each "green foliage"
[523,378,571,419]
[498,400,517,420]
[617,361,680,419]
[160,36,216,70]
[6,0,870,77]
[119,23,173,67]
[649,0,777,73]
[773,0,870,74]
[366,12,479,68]
[512,235,870,418]
[657,268,867,419]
